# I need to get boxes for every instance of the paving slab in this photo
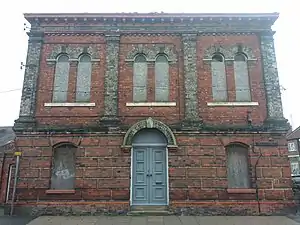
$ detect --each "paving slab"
[27,215,300,225]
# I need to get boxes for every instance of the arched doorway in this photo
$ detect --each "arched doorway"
[131,128,168,206]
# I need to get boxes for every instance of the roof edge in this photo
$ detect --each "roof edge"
[24,12,279,19]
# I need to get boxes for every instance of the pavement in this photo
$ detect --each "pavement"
[24,216,300,225]
[0,216,35,225]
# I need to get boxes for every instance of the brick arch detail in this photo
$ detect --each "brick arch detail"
[122,117,178,150]
[50,137,82,148]
[125,44,177,63]
[47,45,100,61]
[204,44,257,60]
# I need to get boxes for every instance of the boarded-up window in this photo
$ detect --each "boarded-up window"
[234,53,251,101]
[50,144,76,190]
[76,54,92,102]
[53,54,70,102]
[155,55,169,102]
[226,144,250,188]
[133,55,147,102]
[211,54,227,101]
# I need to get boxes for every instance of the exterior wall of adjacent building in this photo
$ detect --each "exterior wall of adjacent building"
[288,138,300,176]
[6,13,293,216]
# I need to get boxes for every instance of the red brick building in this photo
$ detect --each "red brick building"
[8,12,293,215]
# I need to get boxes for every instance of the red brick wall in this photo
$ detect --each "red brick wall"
[118,36,184,125]
[10,134,292,209]
[36,35,106,126]
[34,34,266,127]
[197,35,267,125]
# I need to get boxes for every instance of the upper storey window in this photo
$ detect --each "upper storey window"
[155,55,169,102]
[76,54,92,102]
[211,53,227,101]
[52,54,70,103]
[234,53,251,101]
[133,54,148,102]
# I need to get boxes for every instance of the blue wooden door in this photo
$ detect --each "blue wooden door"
[132,146,167,205]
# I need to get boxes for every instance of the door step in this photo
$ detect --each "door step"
[128,206,173,216]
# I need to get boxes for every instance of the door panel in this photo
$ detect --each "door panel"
[132,146,167,205]
[150,147,167,204]
[132,148,148,205]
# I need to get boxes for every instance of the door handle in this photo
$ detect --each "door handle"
[156,181,163,184]
[146,174,153,177]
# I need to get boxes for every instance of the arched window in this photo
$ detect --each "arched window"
[76,54,92,102]
[133,55,147,102]
[211,53,227,101]
[155,55,169,102]
[226,143,250,188]
[53,54,70,102]
[50,144,76,190]
[234,53,251,101]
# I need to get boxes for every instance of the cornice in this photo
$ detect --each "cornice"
[24,12,278,29]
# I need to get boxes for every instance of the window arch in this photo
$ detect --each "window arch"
[76,54,92,102]
[53,54,70,102]
[211,53,227,101]
[133,54,147,102]
[234,53,251,101]
[50,143,76,190]
[155,54,169,102]
[226,143,250,188]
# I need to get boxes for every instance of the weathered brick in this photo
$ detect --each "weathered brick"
[84,168,112,178]
[113,168,130,178]
[264,189,285,200]
[262,168,282,178]
[202,179,227,188]
[111,189,129,200]
[188,189,218,200]
[187,168,217,177]
[85,147,112,157]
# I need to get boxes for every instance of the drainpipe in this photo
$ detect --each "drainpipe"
[10,151,22,216]
[6,164,13,203]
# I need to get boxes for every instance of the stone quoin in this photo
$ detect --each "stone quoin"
[4,12,293,216]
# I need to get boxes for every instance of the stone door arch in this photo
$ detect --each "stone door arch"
[131,128,169,206]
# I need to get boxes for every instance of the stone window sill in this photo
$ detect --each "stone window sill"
[207,102,259,107]
[44,103,95,107]
[126,102,176,107]
[45,189,76,194]
[227,188,256,194]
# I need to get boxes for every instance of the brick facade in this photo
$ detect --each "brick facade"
[7,13,293,216]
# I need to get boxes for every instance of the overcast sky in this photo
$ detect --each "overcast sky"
[0,0,298,129]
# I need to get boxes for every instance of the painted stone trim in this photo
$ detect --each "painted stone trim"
[260,32,284,119]
[125,44,177,63]
[182,34,200,122]
[100,34,120,124]
[126,102,176,107]
[46,45,100,60]
[15,32,44,128]
[207,102,259,106]
[44,103,95,107]
[203,44,257,60]
[122,117,177,148]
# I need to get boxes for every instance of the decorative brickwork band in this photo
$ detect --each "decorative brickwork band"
[260,31,288,128]
[100,34,121,127]
[181,34,201,127]
[121,117,178,152]
[14,32,44,130]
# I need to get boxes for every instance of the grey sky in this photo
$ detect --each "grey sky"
[0,0,298,128]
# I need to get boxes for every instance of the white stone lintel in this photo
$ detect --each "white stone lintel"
[44,103,96,107]
[126,102,176,107]
[207,102,259,107]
